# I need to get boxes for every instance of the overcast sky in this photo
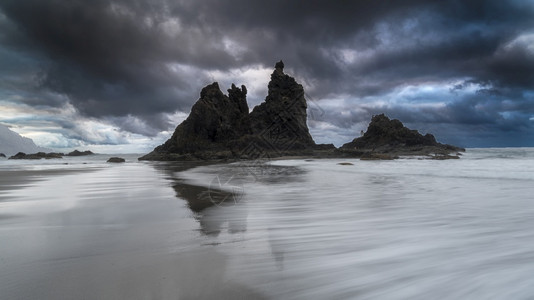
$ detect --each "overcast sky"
[1,0,533,152]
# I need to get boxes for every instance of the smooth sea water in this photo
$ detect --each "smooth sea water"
[1,149,534,299]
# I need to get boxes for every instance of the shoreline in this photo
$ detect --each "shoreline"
[0,168,102,194]
[138,149,465,163]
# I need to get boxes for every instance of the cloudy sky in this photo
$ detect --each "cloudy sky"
[1,0,533,152]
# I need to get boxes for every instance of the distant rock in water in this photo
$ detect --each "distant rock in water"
[9,152,63,160]
[139,61,317,161]
[107,157,125,163]
[340,114,464,158]
[66,150,94,156]
[0,153,5,158]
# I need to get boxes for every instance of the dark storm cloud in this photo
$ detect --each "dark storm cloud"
[0,0,533,146]
[0,0,240,134]
[189,0,534,92]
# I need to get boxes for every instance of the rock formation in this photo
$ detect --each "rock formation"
[107,157,125,163]
[249,60,315,151]
[139,61,463,161]
[9,152,63,160]
[0,153,5,158]
[140,83,252,160]
[139,61,317,161]
[66,150,94,156]
[340,114,464,159]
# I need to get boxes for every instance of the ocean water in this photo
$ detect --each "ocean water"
[1,148,534,299]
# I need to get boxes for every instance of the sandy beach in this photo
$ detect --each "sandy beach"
[0,164,262,299]
[0,169,90,191]
[0,160,266,299]
[2,149,534,299]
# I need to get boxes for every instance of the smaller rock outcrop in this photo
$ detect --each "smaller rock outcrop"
[340,114,464,158]
[107,157,125,163]
[9,152,63,160]
[0,153,5,158]
[66,150,94,156]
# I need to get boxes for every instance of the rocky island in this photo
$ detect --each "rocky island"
[107,157,125,163]
[139,61,328,161]
[6,150,96,160]
[9,152,63,160]
[140,61,463,161]
[339,114,464,159]
[66,150,94,156]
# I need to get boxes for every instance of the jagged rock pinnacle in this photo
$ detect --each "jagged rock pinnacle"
[250,60,315,150]
[275,60,284,72]
[139,61,316,160]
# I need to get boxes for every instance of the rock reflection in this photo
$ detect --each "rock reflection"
[147,161,249,236]
[268,227,285,270]
[148,161,308,237]
[231,162,307,184]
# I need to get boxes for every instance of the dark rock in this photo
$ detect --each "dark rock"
[139,82,251,161]
[0,153,5,158]
[107,157,125,163]
[9,152,32,159]
[337,162,354,165]
[9,152,63,160]
[314,144,336,150]
[139,61,464,161]
[341,114,465,157]
[275,60,284,71]
[342,114,435,149]
[140,61,316,161]
[66,150,94,156]
[249,60,315,151]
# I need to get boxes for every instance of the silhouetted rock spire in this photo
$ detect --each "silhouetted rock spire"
[275,60,284,71]
[139,61,317,160]
[249,61,315,150]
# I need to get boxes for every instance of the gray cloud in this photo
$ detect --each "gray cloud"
[0,0,533,147]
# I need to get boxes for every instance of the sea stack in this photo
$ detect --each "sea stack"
[139,61,317,161]
[8,152,63,160]
[249,60,315,151]
[139,82,252,160]
[340,114,465,159]
[66,150,95,156]
[107,157,126,163]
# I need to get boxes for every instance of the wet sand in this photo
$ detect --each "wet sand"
[0,162,265,299]
[3,150,534,298]
[2,246,263,299]
[0,169,90,192]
